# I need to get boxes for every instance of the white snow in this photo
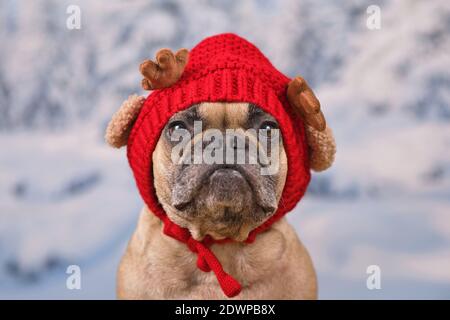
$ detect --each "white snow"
[0,0,449,299]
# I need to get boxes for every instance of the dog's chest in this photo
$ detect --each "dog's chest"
[160,229,288,297]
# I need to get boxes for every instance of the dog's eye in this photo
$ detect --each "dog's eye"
[168,121,187,136]
[260,121,278,131]
[259,121,279,139]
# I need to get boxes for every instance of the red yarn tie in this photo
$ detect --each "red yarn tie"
[192,240,242,298]
[163,220,241,297]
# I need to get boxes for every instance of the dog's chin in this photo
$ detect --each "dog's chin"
[169,213,266,242]
[168,204,275,242]
[169,167,277,241]
[206,224,254,242]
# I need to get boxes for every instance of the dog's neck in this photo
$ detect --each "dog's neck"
[117,205,317,299]
[137,206,290,278]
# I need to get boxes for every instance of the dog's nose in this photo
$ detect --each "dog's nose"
[261,203,277,215]
[207,168,250,211]
[173,200,190,211]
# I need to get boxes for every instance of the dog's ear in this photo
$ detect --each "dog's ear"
[287,76,336,171]
[105,94,146,148]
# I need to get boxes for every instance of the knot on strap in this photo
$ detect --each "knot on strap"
[197,255,211,272]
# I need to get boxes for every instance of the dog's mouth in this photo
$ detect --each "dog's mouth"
[170,164,278,238]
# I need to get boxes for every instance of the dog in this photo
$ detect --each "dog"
[105,34,336,299]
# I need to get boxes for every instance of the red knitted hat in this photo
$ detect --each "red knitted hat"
[127,33,311,297]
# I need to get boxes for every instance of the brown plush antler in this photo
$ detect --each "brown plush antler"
[287,76,326,131]
[139,48,189,90]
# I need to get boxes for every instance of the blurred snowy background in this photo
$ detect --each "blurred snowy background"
[1,0,450,299]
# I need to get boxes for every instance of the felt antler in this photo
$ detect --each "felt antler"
[287,76,326,131]
[287,76,336,171]
[140,48,189,90]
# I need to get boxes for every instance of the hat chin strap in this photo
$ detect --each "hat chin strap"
[191,239,242,297]
[161,216,241,298]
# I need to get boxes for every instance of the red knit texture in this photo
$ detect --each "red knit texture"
[127,33,311,298]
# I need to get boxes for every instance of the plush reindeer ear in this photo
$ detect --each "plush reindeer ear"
[105,94,146,148]
[287,76,336,171]
[140,48,189,90]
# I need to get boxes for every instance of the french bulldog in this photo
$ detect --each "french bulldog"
[106,37,336,299]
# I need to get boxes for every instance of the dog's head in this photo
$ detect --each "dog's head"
[105,47,336,242]
[152,102,288,241]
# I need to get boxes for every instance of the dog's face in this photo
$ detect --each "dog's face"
[105,50,336,243]
[152,102,288,242]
